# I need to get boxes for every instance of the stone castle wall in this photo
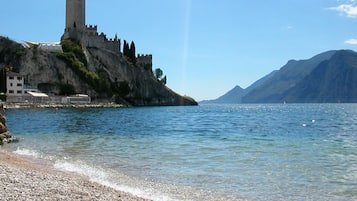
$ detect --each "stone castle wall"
[84,25,121,54]
[137,54,152,64]
[62,25,121,54]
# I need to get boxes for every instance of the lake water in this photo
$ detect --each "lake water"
[2,104,357,200]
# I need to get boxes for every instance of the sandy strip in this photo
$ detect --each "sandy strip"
[0,151,151,201]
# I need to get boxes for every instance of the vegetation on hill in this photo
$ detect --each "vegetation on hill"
[57,39,129,100]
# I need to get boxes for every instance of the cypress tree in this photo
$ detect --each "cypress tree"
[123,40,128,57]
[130,41,136,64]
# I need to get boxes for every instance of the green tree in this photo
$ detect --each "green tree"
[154,68,163,79]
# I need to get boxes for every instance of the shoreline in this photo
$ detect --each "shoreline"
[0,150,151,201]
[4,102,126,109]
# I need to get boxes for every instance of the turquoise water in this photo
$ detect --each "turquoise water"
[2,104,357,200]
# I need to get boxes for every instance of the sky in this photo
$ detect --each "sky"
[1,0,357,101]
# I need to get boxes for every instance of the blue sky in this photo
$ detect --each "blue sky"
[1,0,357,101]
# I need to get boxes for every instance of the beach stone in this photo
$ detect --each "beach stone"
[0,134,5,141]
[0,122,7,134]
[0,115,6,126]
[2,132,11,138]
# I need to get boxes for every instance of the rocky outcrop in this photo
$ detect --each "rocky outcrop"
[0,36,197,106]
[0,103,13,145]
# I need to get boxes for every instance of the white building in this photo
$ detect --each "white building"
[62,94,91,104]
[23,41,63,53]
[6,72,24,96]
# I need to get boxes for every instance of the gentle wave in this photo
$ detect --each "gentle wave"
[14,148,41,158]
[54,160,178,201]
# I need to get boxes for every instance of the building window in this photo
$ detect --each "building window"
[9,90,14,94]
[17,90,22,94]
[9,76,14,80]
[17,77,22,81]
[10,83,13,87]
[17,83,22,87]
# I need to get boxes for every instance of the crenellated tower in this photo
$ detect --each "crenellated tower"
[62,0,86,40]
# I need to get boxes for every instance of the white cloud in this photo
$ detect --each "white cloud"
[328,4,357,17]
[345,38,357,44]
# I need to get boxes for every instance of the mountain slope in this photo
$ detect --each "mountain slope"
[200,70,278,104]
[200,85,244,104]
[242,50,337,103]
[283,50,357,103]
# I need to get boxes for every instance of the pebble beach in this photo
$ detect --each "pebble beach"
[0,151,151,201]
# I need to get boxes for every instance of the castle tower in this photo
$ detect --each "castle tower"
[65,0,86,31]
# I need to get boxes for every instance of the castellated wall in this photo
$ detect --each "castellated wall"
[63,25,121,54]
[137,54,152,64]
[84,25,121,54]
[62,25,153,66]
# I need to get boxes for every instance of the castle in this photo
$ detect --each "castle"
[61,0,152,64]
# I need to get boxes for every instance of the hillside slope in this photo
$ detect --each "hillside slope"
[200,70,277,104]
[283,50,357,103]
[242,50,337,103]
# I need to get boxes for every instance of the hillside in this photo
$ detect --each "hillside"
[200,70,277,104]
[283,50,357,103]
[208,50,356,104]
[0,36,197,106]
[242,50,339,103]
[200,85,244,104]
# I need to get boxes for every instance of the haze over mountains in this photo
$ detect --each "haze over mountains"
[202,50,357,104]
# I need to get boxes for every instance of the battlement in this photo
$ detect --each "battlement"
[137,54,152,58]
[136,54,153,70]
[86,25,98,36]
[137,54,152,62]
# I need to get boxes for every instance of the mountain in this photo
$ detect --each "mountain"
[283,50,357,103]
[200,70,277,104]
[200,85,244,104]
[242,50,338,103]
[0,36,197,106]
[208,49,356,104]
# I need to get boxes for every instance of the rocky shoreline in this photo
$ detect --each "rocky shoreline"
[0,103,15,145]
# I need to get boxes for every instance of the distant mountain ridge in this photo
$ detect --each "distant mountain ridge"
[202,50,357,104]
[200,85,244,104]
[282,50,357,103]
[200,70,277,104]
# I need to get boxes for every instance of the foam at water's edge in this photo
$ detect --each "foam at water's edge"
[14,148,40,158]
[53,160,177,201]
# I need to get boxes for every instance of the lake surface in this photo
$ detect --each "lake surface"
[2,104,357,200]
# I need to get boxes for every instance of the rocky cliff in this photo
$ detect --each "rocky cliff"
[0,36,197,106]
